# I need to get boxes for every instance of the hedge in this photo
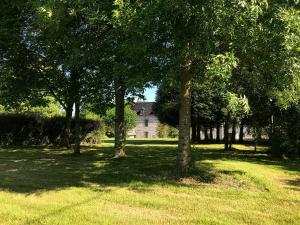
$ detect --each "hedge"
[0,113,101,146]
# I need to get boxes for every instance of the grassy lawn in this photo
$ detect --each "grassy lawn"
[0,139,299,225]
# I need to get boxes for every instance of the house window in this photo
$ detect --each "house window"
[145,132,149,138]
[139,109,144,116]
[144,119,149,127]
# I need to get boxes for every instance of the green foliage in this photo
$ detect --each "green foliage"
[104,105,137,133]
[153,82,180,127]
[269,103,300,158]
[206,53,239,82]
[157,124,179,138]
[20,97,63,118]
[222,93,250,121]
[81,109,100,121]
[0,97,63,117]
[0,113,101,146]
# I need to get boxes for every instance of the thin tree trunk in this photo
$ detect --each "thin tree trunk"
[196,120,201,143]
[204,128,209,143]
[74,101,80,155]
[192,117,197,143]
[239,122,244,143]
[114,78,126,158]
[271,114,275,135]
[177,65,193,173]
[216,123,221,143]
[209,127,213,142]
[61,104,73,148]
[232,121,236,144]
[224,116,230,150]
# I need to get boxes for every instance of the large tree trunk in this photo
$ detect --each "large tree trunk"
[74,101,80,155]
[61,104,73,148]
[224,116,230,150]
[177,66,193,173]
[114,78,126,158]
[239,122,244,143]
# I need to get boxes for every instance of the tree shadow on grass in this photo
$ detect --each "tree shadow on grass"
[282,178,300,192]
[193,146,300,174]
[0,142,299,195]
[0,145,216,194]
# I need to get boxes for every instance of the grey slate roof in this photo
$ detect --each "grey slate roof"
[133,102,155,116]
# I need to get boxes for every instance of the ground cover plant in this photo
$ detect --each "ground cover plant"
[0,139,299,225]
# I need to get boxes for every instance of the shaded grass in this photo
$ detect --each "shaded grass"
[0,140,299,225]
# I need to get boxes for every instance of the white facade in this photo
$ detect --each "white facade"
[128,115,160,138]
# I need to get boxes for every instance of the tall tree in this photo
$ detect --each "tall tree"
[28,0,114,153]
[134,0,266,172]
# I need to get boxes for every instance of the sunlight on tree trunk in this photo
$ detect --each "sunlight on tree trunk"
[114,78,126,158]
[177,65,193,173]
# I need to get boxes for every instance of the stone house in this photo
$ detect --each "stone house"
[127,102,160,138]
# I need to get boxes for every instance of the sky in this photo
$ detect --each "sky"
[144,86,157,102]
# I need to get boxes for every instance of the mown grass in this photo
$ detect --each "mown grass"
[0,139,299,225]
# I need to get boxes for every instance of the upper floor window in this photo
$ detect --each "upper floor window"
[145,119,149,127]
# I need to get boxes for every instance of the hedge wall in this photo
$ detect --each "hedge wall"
[0,113,101,146]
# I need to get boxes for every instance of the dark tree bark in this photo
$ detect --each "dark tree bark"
[192,117,197,143]
[224,115,230,151]
[73,101,80,155]
[232,121,236,144]
[177,65,193,172]
[114,78,126,158]
[239,122,244,143]
[209,127,213,142]
[204,128,209,143]
[196,120,201,143]
[216,123,221,143]
[61,103,73,148]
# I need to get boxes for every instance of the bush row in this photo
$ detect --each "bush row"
[0,113,101,146]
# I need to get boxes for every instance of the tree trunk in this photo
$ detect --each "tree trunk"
[224,116,230,150]
[61,104,73,148]
[204,128,209,143]
[209,127,213,142]
[232,121,236,144]
[177,66,193,173]
[216,123,221,143]
[114,78,126,158]
[239,122,244,143]
[74,101,80,155]
[192,117,197,143]
[196,120,201,143]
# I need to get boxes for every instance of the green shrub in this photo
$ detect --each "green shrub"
[157,124,179,138]
[0,113,102,146]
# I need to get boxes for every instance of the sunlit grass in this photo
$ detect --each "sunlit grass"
[0,140,299,225]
